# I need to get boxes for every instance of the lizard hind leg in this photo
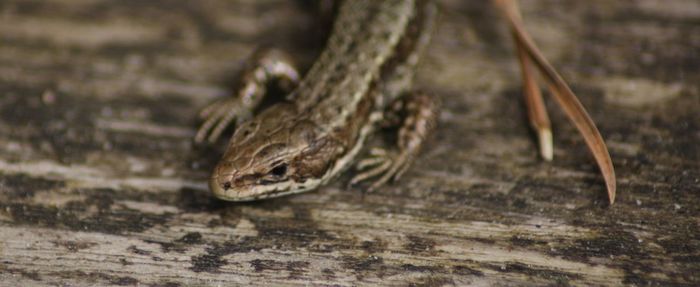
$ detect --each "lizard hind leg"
[195,48,300,143]
[350,92,439,192]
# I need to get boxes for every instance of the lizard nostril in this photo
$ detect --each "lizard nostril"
[223,182,232,190]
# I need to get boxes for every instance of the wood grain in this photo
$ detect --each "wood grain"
[1,0,698,286]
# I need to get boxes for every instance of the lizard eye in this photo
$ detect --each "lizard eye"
[270,163,288,177]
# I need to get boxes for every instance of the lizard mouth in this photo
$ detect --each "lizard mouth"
[209,176,255,201]
[208,173,275,201]
[209,172,304,201]
[208,174,229,200]
[208,170,245,200]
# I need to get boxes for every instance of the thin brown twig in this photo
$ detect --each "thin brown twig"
[491,0,617,204]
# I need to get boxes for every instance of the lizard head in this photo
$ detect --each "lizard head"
[209,105,334,201]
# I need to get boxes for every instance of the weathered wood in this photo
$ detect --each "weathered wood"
[1,0,698,286]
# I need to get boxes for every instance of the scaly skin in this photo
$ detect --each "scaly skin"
[200,0,438,201]
[197,0,616,204]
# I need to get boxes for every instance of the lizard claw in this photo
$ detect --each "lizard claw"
[195,98,251,143]
[350,148,412,192]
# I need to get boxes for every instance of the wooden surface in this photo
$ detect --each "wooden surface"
[1,0,699,286]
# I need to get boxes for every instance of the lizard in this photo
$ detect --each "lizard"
[195,0,616,204]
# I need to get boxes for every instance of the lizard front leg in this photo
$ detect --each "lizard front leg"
[195,48,300,143]
[351,92,439,191]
